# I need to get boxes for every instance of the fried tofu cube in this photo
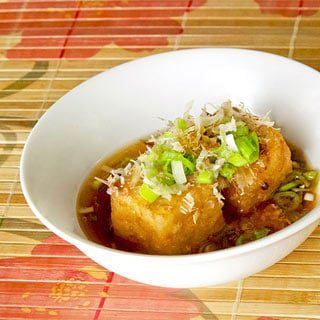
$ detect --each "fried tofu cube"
[224,126,292,214]
[111,184,225,255]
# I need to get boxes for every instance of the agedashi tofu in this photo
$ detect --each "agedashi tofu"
[77,101,317,255]
[111,183,224,255]
[224,126,292,214]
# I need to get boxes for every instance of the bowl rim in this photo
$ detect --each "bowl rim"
[20,47,320,262]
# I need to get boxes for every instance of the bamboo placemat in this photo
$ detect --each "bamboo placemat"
[0,0,319,319]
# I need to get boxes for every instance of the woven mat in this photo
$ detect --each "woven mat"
[0,1,319,319]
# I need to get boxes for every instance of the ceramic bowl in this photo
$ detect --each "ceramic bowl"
[21,49,320,288]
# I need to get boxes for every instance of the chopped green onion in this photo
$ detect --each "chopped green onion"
[234,125,249,137]
[287,171,310,188]
[235,133,259,164]
[162,160,172,174]
[146,152,156,162]
[236,233,255,246]
[220,163,235,180]
[292,161,300,169]
[159,150,181,162]
[174,118,187,131]
[227,152,248,167]
[158,172,175,186]
[92,179,102,190]
[184,152,196,165]
[251,131,259,147]
[159,150,195,175]
[226,134,239,152]
[197,170,215,184]
[181,156,195,175]
[303,170,318,181]
[279,180,302,192]
[212,143,233,159]
[254,228,270,239]
[146,167,158,179]
[236,228,270,246]
[139,184,160,203]
[162,131,173,138]
[171,160,187,184]
[274,191,302,211]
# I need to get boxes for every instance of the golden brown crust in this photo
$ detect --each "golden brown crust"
[111,184,225,255]
[224,126,293,214]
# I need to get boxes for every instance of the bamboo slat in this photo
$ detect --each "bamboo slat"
[0,0,319,319]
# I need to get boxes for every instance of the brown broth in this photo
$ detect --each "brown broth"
[77,140,318,254]
[77,140,146,251]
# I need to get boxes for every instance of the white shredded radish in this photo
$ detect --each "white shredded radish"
[94,176,109,186]
[212,158,226,175]
[171,160,187,184]
[203,103,217,115]
[304,193,314,201]
[192,211,200,224]
[218,117,237,133]
[212,183,225,205]
[226,133,239,152]
[180,192,195,214]
[196,149,208,170]
[257,110,275,127]
[78,206,94,214]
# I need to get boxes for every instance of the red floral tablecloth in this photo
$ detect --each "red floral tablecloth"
[0,0,319,319]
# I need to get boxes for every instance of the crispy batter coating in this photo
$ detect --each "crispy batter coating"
[111,184,225,255]
[224,126,292,214]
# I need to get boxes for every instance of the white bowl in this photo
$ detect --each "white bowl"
[21,49,320,288]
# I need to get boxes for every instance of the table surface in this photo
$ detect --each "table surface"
[0,1,319,319]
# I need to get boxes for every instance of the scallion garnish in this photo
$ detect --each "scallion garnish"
[226,133,239,152]
[220,163,235,180]
[159,150,195,176]
[212,141,234,160]
[251,131,259,147]
[139,184,160,203]
[279,180,302,192]
[279,180,302,191]
[254,228,270,239]
[274,191,301,211]
[303,170,318,181]
[174,118,187,131]
[171,160,187,184]
[292,161,300,169]
[235,132,259,164]
[236,228,270,246]
[159,150,181,162]
[92,179,102,190]
[235,233,255,246]
[181,156,196,175]
[197,170,215,184]
[162,131,173,138]
[132,102,281,203]
[227,152,248,167]
[146,167,158,179]
[234,125,249,137]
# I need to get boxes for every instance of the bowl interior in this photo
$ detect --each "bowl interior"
[21,49,320,247]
